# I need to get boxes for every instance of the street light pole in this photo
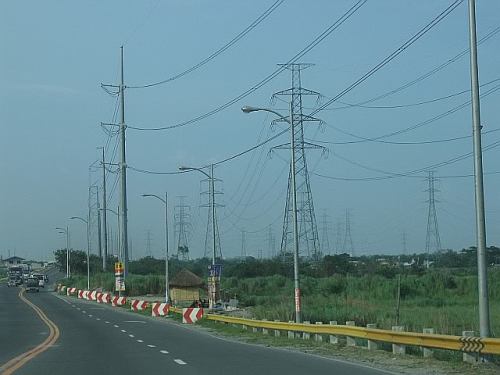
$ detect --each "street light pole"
[179,165,218,307]
[468,0,490,338]
[141,193,170,303]
[242,105,302,323]
[56,227,70,278]
[70,216,90,290]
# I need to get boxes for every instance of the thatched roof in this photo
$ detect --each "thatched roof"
[170,268,204,288]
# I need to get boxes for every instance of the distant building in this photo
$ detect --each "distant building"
[169,268,205,306]
[2,256,25,266]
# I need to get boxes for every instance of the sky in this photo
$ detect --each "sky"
[1,0,500,261]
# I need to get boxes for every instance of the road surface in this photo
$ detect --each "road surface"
[0,284,392,375]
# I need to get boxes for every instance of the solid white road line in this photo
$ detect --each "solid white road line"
[123,320,146,324]
[174,359,187,365]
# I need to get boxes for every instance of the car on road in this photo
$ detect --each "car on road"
[7,278,16,287]
[25,277,39,293]
[32,273,45,288]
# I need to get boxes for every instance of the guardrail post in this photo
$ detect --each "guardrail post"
[262,319,269,335]
[346,321,356,347]
[462,330,478,364]
[315,322,323,342]
[366,324,377,351]
[242,324,247,331]
[392,326,406,355]
[329,321,338,344]
[303,321,311,340]
[422,328,434,358]
[252,319,258,333]
[287,321,295,339]
[274,320,281,337]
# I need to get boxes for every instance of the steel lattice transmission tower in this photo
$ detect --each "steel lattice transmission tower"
[425,171,442,253]
[272,63,325,261]
[343,209,354,256]
[200,174,223,260]
[174,196,191,260]
[320,210,331,255]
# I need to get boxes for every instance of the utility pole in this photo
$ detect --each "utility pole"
[97,187,102,259]
[468,0,490,338]
[100,147,108,271]
[119,46,129,277]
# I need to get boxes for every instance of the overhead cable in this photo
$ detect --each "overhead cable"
[128,0,285,89]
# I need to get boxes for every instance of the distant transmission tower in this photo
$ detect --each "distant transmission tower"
[174,196,191,260]
[320,210,331,255]
[343,209,354,256]
[425,171,442,253]
[267,225,276,258]
[271,63,325,261]
[335,220,343,254]
[200,172,223,260]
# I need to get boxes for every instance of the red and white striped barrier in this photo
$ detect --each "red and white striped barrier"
[130,299,148,312]
[97,293,111,304]
[88,291,98,301]
[112,296,127,307]
[151,302,170,317]
[77,290,84,299]
[66,287,76,295]
[182,308,203,324]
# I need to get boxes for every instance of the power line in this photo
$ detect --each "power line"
[127,0,285,89]
[309,0,464,117]
[125,0,368,131]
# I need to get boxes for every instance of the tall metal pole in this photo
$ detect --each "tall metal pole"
[211,164,216,267]
[468,0,490,338]
[86,218,90,289]
[119,46,129,278]
[289,100,301,323]
[165,192,170,303]
[66,226,70,278]
[101,147,108,271]
[97,187,102,259]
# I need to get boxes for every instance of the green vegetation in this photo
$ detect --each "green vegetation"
[54,246,500,337]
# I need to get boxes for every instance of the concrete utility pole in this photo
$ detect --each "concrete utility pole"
[119,46,129,278]
[468,0,491,338]
[56,227,70,278]
[100,147,108,271]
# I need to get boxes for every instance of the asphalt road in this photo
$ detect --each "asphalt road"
[0,285,393,375]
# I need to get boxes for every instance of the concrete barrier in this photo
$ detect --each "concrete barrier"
[303,321,311,340]
[329,321,338,344]
[367,324,378,351]
[422,328,434,358]
[392,326,405,354]
[346,321,356,346]
[315,322,323,342]
[274,320,281,337]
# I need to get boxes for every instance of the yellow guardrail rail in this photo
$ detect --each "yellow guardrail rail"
[59,287,500,356]
[202,313,500,355]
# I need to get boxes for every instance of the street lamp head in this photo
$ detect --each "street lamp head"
[241,105,259,113]
[179,166,189,171]
[69,217,78,220]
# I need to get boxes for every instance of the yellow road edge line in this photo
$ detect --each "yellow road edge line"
[0,289,60,374]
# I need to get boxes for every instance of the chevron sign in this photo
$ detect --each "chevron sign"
[131,299,148,312]
[182,308,204,324]
[151,302,170,317]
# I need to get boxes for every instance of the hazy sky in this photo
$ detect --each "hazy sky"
[1,1,499,261]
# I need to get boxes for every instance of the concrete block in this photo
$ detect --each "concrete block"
[303,321,311,340]
[366,324,377,351]
[274,320,281,337]
[392,326,406,355]
[422,328,434,358]
[346,321,356,347]
[262,319,268,335]
[315,322,323,342]
[288,321,295,339]
[329,321,338,344]
[462,330,478,364]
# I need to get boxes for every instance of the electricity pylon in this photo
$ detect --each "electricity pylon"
[425,171,442,253]
[271,63,325,261]
[174,196,191,260]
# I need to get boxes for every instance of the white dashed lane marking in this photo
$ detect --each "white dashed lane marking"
[174,359,187,365]
[114,325,119,328]
[137,340,144,343]
[105,321,110,324]
[121,329,127,333]
[129,334,135,338]
[160,350,169,354]
[96,318,101,321]
[147,344,156,348]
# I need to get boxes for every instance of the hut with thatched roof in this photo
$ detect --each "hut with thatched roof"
[170,268,205,305]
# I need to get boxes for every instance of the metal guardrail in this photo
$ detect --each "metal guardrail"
[201,313,500,355]
[59,287,500,356]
